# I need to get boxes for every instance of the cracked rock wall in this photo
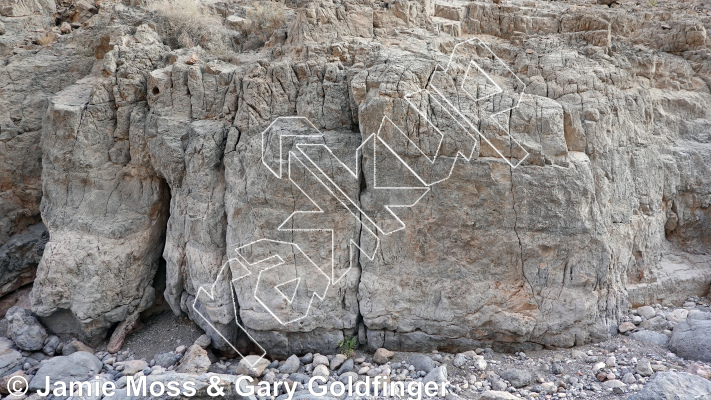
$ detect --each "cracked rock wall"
[3,0,710,354]
[0,0,97,310]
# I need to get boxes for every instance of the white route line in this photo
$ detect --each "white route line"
[261,116,324,179]
[375,112,474,187]
[400,90,477,166]
[192,257,267,367]
[295,133,430,236]
[275,277,300,304]
[279,150,381,285]
[248,239,330,325]
[428,37,529,168]
[192,38,530,367]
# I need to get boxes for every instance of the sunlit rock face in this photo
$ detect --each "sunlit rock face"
[1,0,708,354]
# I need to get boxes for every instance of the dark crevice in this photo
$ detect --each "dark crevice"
[353,122,368,350]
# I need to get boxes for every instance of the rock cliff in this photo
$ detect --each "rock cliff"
[1,0,710,356]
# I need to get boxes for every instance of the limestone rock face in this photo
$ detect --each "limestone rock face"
[0,0,55,18]
[0,223,47,298]
[0,33,95,246]
[5,0,710,355]
[0,0,101,314]
[29,27,171,340]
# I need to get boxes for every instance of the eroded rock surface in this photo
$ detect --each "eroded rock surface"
[0,0,95,245]
[0,223,47,299]
[0,0,707,356]
[30,27,170,340]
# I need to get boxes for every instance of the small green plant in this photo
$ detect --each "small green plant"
[337,336,357,358]
[648,0,657,6]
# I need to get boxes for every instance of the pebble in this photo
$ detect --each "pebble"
[491,380,507,391]
[278,354,300,374]
[500,368,531,388]
[622,372,636,384]
[423,366,448,383]
[551,362,564,375]
[618,321,636,333]
[687,363,711,379]
[330,354,347,370]
[263,371,276,383]
[540,381,556,393]
[339,371,358,384]
[118,359,149,375]
[453,353,468,367]
[373,348,394,364]
[116,376,127,389]
[472,355,487,370]
[194,334,211,349]
[592,361,606,373]
[637,306,656,319]
[635,358,654,376]
[313,354,329,366]
[409,354,436,373]
[300,352,313,364]
[312,364,329,378]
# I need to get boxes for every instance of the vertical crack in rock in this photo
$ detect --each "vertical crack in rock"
[354,139,367,345]
[12,0,711,354]
[509,108,541,318]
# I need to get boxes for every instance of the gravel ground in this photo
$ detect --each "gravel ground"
[3,298,709,400]
[438,335,685,399]
[109,311,204,362]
